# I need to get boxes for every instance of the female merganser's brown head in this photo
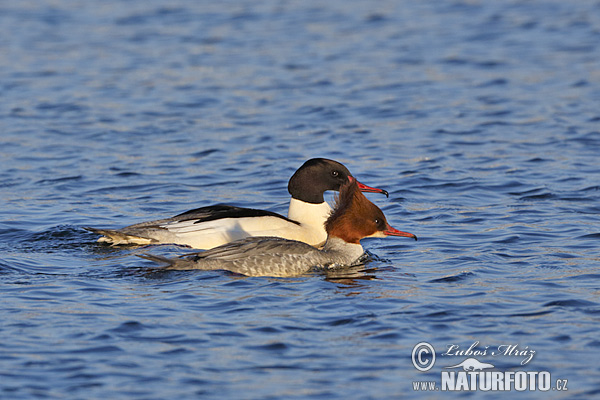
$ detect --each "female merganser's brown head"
[325,179,417,244]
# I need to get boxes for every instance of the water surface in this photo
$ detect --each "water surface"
[1,1,599,398]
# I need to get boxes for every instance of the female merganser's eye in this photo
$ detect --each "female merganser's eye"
[374,219,380,225]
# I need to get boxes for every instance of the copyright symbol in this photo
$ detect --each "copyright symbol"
[412,342,436,371]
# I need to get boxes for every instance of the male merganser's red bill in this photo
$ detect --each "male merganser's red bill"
[357,181,389,196]
[85,158,388,249]
[138,180,417,278]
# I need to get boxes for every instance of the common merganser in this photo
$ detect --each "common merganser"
[85,158,388,249]
[138,179,417,277]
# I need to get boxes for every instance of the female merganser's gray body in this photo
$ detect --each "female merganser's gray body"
[139,180,417,277]
[85,158,387,249]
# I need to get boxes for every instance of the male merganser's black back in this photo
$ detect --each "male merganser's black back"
[171,204,299,225]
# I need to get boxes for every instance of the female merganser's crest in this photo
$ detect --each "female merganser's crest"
[326,177,417,244]
[85,158,388,249]
[138,180,417,278]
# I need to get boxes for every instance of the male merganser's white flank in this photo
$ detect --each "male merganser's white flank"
[138,180,417,277]
[85,158,388,249]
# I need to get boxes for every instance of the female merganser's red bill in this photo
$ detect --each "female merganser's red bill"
[138,180,417,277]
[383,225,418,239]
[85,158,388,249]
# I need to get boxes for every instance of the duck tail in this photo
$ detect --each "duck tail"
[84,227,153,245]
[136,253,174,266]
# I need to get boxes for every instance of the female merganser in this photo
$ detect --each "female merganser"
[139,179,417,277]
[85,158,388,249]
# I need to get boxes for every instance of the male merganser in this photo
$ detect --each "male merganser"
[138,179,417,277]
[85,158,388,249]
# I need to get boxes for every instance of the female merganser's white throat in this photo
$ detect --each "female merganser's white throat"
[85,158,388,249]
[139,180,417,278]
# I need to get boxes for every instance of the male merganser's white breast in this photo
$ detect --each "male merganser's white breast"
[286,198,332,245]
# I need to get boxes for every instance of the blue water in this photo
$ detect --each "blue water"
[1,1,599,398]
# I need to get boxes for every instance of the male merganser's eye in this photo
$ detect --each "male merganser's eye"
[331,171,339,177]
